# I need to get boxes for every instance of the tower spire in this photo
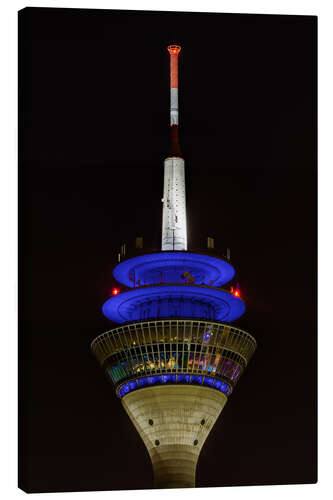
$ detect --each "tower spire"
[161,44,187,251]
[167,44,182,157]
[168,44,181,126]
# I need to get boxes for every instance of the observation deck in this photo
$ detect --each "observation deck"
[102,283,245,323]
[91,319,256,399]
[113,251,235,287]
[102,251,244,323]
[94,248,251,400]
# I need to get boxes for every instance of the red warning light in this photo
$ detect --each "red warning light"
[112,288,120,296]
[230,286,240,297]
[167,45,181,56]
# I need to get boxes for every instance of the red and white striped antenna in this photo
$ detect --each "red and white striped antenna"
[161,44,187,251]
[167,44,181,126]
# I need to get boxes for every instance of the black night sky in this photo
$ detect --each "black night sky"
[18,8,317,492]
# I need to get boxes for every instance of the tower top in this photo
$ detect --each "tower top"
[167,44,181,55]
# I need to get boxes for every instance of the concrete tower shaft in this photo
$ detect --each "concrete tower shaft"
[122,385,227,488]
[162,44,187,251]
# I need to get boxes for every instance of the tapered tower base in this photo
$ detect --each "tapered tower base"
[121,385,227,488]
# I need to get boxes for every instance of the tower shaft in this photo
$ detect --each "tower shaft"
[122,385,227,488]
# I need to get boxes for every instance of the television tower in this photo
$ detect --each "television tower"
[91,44,256,489]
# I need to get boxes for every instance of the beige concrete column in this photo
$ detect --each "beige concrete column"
[121,384,227,489]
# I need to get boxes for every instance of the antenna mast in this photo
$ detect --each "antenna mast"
[161,45,187,251]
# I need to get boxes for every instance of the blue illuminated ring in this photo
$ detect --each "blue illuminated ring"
[113,252,235,287]
[102,283,245,323]
[116,373,232,399]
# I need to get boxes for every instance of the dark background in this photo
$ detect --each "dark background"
[18,7,317,492]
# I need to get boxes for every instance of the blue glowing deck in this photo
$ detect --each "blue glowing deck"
[102,283,245,323]
[113,252,235,287]
[115,373,232,399]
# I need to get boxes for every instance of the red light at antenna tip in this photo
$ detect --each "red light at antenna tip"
[167,45,181,55]
[112,288,120,296]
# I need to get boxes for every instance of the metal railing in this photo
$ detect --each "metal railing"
[91,319,256,388]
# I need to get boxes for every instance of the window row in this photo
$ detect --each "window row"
[107,351,241,385]
[92,321,256,366]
